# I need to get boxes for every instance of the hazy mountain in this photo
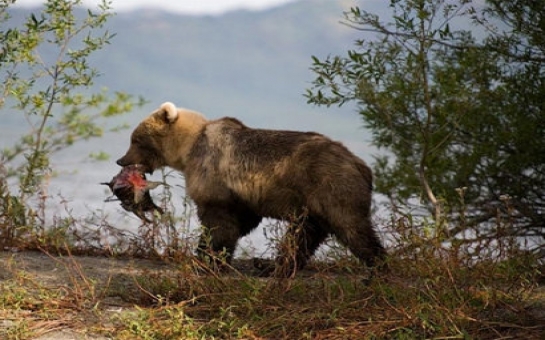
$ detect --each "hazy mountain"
[3,0,391,145]
[95,0,364,127]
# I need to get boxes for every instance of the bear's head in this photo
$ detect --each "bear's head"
[117,102,207,173]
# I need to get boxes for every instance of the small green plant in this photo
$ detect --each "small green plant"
[0,0,144,249]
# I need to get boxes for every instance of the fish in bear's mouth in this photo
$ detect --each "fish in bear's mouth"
[101,164,165,222]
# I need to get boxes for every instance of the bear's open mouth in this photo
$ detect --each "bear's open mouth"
[131,163,153,174]
[144,167,154,175]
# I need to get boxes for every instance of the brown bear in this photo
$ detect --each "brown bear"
[117,102,386,274]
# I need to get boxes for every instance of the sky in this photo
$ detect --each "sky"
[13,0,300,15]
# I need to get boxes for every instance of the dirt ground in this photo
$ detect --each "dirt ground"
[0,250,192,291]
[0,250,288,340]
[0,250,173,340]
[1,250,544,340]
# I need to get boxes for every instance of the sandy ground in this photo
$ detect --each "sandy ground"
[0,250,300,340]
[0,250,177,289]
[0,250,194,340]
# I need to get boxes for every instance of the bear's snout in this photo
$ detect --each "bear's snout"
[116,157,130,167]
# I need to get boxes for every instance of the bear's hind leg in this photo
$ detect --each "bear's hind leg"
[333,216,386,269]
[273,217,329,277]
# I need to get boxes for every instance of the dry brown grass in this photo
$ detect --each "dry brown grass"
[1,238,543,339]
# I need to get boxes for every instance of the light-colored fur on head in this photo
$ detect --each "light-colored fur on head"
[160,102,179,123]
[157,102,207,171]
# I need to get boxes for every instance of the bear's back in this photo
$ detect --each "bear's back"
[184,117,371,216]
[202,117,326,161]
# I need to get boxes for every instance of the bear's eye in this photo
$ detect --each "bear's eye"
[131,137,144,147]
[132,137,156,154]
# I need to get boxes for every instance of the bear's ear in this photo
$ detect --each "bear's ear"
[159,102,178,124]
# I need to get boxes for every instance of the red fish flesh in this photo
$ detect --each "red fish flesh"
[102,164,164,222]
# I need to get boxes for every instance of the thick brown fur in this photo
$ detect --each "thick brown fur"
[118,102,386,275]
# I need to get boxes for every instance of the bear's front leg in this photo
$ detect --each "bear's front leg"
[196,204,261,272]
